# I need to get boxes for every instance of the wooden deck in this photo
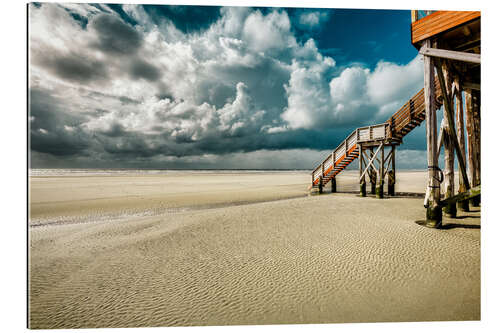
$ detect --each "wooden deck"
[411,11,480,46]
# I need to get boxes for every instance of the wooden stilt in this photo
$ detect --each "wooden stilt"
[377,146,384,199]
[472,89,480,206]
[442,61,457,217]
[318,176,323,194]
[370,147,376,194]
[423,40,442,227]
[331,177,336,193]
[455,77,469,212]
[435,58,470,191]
[465,89,481,206]
[359,145,366,197]
[388,145,396,196]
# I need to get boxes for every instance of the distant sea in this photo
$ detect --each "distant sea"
[29,168,312,177]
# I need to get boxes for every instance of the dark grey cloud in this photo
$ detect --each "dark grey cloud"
[98,123,127,138]
[29,88,90,156]
[89,13,143,55]
[129,58,161,82]
[34,51,108,84]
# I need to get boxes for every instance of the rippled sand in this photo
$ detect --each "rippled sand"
[28,170,480,328]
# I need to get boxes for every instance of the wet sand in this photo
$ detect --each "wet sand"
[29,170,480,328]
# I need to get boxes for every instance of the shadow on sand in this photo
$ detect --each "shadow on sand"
[440,223,480,230]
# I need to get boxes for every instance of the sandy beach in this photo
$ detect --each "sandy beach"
[28,170,480,328]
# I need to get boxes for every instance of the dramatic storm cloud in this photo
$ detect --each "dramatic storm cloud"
[29,3,426,169]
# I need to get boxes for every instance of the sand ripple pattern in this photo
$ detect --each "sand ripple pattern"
[29,194,480,328]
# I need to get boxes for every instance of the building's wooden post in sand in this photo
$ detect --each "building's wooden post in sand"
[411,10,480,227]
[442,61,457,218]
[465,88,481,206]
[423,39,442,227]
[376,145,384,199]
[388,145,396,196]
[455,77,469,212]
[369,147,376,194]
[359,144,366,197]
[331,177,336,193]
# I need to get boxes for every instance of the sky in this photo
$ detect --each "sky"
[29,2,434,169]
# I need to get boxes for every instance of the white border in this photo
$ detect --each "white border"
[2,0,499,332]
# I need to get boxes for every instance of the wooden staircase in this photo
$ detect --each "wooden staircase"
[311,77,442,189]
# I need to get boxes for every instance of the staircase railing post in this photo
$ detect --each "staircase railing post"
[409,98,415,121]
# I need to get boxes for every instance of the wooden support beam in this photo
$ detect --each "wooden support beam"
[423,40,442,227]
[388,145,396,196]
[359,145,366,197]
[377,145,384,199]
[463,81,480,91]
[411,10,418,23]
[472,90,481,189]
[369,147,376,194]
[359,142,383,181]
[442,61,457,218]
[465,88,481,206]
[435,58,471,191]
[420,46,480,64]
[437,118,445,156]
[455,77,469,212]
[383,147,393,167]
[440,185,480,206]
[382,148,393,179]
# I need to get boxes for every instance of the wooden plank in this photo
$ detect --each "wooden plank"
[412,11,472,34]
[412,11,480,44]
[463,81,480,91]
[412,12,479,37]
[440,185,480,206]
[413,14,469,43]
[420,47,480,64]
